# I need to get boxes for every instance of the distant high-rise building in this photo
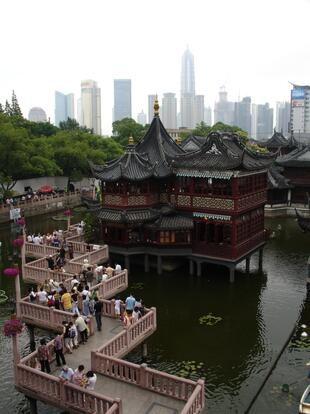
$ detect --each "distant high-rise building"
[251,103,273,140]
[113,79,132,121]
[204,106,212,125]
[81,79,101,134]
[290,84,310,143]
[180,47,195,128]
[234,97,251,136]
[194,95,204,127]
[214,86,235,125]
[162,93,177,129]
[148,95,156,123]
[55,91,75,126]
[77,98,82,124]
[137,110,147,125]
[276,101,290,136]
[28,107,47,123]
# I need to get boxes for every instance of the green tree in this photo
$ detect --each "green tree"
[11,90,23,118]
[4,100,12,116]
[112,118,148,146]
[59,117,93,133]
[192,121,211,137]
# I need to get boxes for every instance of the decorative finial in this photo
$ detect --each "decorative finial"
[128,135,134,145]
[176,136,182,145]
[154,95,159,116]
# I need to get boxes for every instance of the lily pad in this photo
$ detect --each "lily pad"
[199,313,223,326]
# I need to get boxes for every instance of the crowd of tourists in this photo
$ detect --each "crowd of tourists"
[36,338,97,390]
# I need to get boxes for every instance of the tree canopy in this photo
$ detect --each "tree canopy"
[0,92,123,198]
[112,117,149,146]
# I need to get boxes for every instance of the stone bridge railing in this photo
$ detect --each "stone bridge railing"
[16,336,122,414]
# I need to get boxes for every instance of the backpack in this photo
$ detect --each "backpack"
[47,296,55,306]
[69,327,76,338]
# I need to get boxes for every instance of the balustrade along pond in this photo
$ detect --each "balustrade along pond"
[0,212,310,413]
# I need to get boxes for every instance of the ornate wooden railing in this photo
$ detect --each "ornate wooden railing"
[90,271,128,299]
[180,380,205,414]
[19,298,94,334]
[90,355,204,412]
[17,363,121,413]
[96,308,156,358]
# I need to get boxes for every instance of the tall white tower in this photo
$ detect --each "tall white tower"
[180,47,195,128]
[81,80,101,134]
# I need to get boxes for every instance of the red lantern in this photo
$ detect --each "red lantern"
[3,268,19,277]
[64,209,71,217]
[13,238,24,248]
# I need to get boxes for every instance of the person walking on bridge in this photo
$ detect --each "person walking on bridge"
[94,297,103,331]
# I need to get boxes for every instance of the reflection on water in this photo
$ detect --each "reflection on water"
[0,215,309,413]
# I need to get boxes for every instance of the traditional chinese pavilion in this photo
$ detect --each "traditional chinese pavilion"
[276,146,310,204]
[88,100,275,281]
[262,129,298,155]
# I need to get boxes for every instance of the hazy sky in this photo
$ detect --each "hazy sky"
[1,0,310,134]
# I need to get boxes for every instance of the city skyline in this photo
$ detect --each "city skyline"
[1,0,310,134]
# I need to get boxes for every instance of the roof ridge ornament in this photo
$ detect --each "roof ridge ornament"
[154,95,159,117]
[128,135,134,145]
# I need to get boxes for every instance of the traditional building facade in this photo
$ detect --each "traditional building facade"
[88,101,275,281]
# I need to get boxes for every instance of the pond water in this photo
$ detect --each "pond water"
[0,213,309,413]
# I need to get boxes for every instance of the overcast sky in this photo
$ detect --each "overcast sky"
[1,0,310,134]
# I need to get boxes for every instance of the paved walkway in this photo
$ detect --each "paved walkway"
[51,316,185,414]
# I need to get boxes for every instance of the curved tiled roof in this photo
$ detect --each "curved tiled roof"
[170,131,276,172]
[146,214,193,230]
[267,165,291,189]
[181,135,206,152]
[276,146,310,167]
[90,115,184,181]
[90,147,155,181]
[265,130,288,148]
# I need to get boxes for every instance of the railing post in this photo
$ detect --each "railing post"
[150,307,157,330]
[59,380,65,402]
[50,308,55,327]
[140,363,147,388]
[126,327,131,349]
[115,398,122,414]
[198,379,205,408]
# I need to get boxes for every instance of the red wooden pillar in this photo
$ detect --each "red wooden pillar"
[231,177,238,197]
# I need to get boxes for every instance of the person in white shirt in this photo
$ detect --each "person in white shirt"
[82,286,90,299]
[85,371,97,390]
[27,235,33,243]
[115,264,122,274]
[114,297,122,319]
[37,287,47,305]
[94,264,103,283]
[71,276,79,288]
[33,235,41,245]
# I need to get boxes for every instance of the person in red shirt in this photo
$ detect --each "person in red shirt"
[37,338,51,373]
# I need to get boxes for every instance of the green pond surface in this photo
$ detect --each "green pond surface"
[0,213,310,413]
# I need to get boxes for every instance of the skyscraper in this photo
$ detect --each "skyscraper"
[148,95,156,123]
[113,79,132,121]
[194,95,205,127]
[214,86,235,126]
[234,97,251,136]
[204,106,212,125]
[137,110,147,125]
[162,93,177,129]
[276,101,290,136]
[290,84,310,143]
[251,103,273,139]
[55,91,75,126]
[80,80,101,135]
[180,47,195,128]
